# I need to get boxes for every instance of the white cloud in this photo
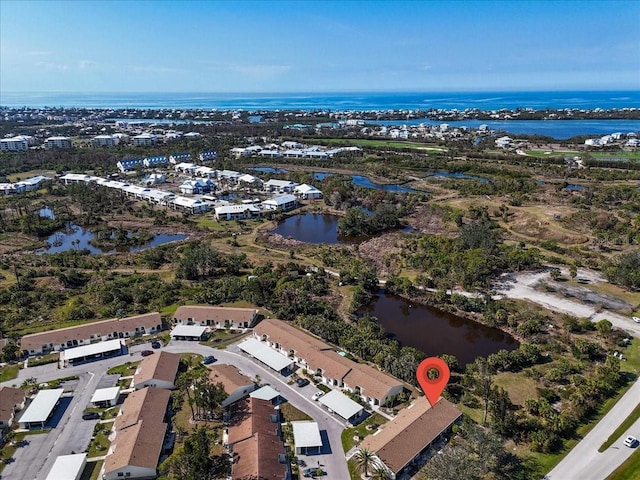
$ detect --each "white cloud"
[27,50,54,56]
[35,61,69,71]
[79,60,98,69]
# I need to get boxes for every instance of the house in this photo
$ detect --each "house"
[184,132,201,140]
[44,136,73,149]
[92,135,117,147]
[169,152,192,164]
[143,155,169,168]
[264,179,298,193]
[258,149,282,158]
[113,387,171,433]
[199,150,217,162]
[133,351,180,390]
[0,183,25,195]
[18,175,50,191]
[208,364,257,407]
[167,196,209,213]
[253,319,404,407]
[141,173,166,186]
[261,194,299,212]
[179,178,214,195]
[238,174,263,188]
[195,166,216,178]
[214,204,262,221]
[281,141,302,149]
[173,306,259,329]
[294,184,323,200]
[359,396,462,479]
[174,162,198,174]
[103,417,167,480]
[0,386,26,432]
[117,158,143,172]
[218,170,242,183]
[227,397,291,480]
[20,312,162,356]
[495,136,513,149]
[132,133,157,146]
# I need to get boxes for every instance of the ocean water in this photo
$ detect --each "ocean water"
[1,90,639,111]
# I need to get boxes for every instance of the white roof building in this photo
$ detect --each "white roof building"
[291,421,322,454]
[294,184,323,199]
[170,324,208,340]
[249,385,281,402]
[318,390,364,422]
[18,388,64,429]
[60,339,124,366]
[91,387,121,407]
[45,453,87,480]
[261,194,299,211]
[238,338,295,373]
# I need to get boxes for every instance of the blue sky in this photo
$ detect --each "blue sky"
[1,0,638,92]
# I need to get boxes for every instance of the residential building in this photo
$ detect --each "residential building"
[264,179,298,193]
[133,351,180,390]
[174,162,198,173]
[199,150,217,162]
[179,178,213,195]
[167,196,209,213]
[131,133,157,146]
[104,387,170,480]
[294,184,323,200]
[359,396,462,479]
[208,364,257,407]
[117,158,143,172]
[169,152,192,164]
[227,397,291,480]
[214,204,261,221]
[184,132,201,140]
[0,386,26,432]
[18,175,50,191]
[92,135,117,147]
[20,312,162,356]
[238,174,263,188]
[169,324,208,341]
[253,319,404,407]
[173,306,259,329]
[0,135,33,151]
[44,136,73,149]
[91,387,121,408]
[495,136,513,149]
[0,183,25,195]
[261,194,298,212]
[143,155,169,168]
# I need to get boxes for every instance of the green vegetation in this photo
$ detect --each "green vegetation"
[0,364,20,382]
[341,413,387,452]
[88,423,112,457]
[107,361,140,375]
[599,403,640,451]
[280,402,312,422]
[605,450,640,480]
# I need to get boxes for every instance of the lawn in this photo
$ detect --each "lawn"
[599,402,640,452]
[28,352,59,367]
[494,372,539,405]
[200,330,251,350]
[6,169,58,182]
[0,364,20,382]
[340,413,387,452]
[88,423,113,458]
[605,449,640,479]
[106,361,140,376]
[280,402,312,422]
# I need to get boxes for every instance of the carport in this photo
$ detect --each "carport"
[90,386,121,407]
[318,390,364,424]
[45,453,87,480]
[238,338,294,374]
[170,324,208,341]
[60,339,124,367]
[18,388,64,429]
[292,421,322,455]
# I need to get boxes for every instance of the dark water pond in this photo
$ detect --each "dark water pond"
[37,223,187,255]
[359,291,518,366]
[271,213,360,244]
[565,184,585,191]
[428,171,490,183]
[250,167,288,173]
[351,175,420,193]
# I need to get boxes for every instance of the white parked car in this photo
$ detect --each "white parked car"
[311,391,324,401]
[623,435,638,448]
[632,317,640,324]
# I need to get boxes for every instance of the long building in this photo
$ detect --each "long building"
[20,313,162,356]
[173,306,259,329]
[253,319,404,407]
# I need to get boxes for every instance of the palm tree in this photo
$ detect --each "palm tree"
[353,448,377,478]
[370,463,391,480]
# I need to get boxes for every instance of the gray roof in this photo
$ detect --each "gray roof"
[238,338,294,372]
[291,421,322,448]
[19,389,64,425]
[318,390,363,420]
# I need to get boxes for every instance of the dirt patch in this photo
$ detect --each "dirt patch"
[259,233,305,248]
[507,209,589,245]
[358,232,405,277]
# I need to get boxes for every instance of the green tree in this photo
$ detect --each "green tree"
[353,448,377,478]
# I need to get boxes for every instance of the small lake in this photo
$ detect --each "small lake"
[39,207,55,219]
[37,223,187,255]
[271,213,359,244]
[359,291,518,366]
[313,172,333,181]
[351,175,421,193]
[565,184,585,191]
[250,167,289,173]
[427,171,490,183]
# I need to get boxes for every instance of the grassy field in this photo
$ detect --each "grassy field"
[6,169,58,182]
[494,372,539,405]
[106,361,140,376]
[88,423,112,457]
[280,402,312,422]
[599,402,640,451]
[313,137,447,151]
[340,413,387,452]
[0,364,20,382]
[605,449,640,479]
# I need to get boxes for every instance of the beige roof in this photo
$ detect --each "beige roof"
[359,397,461,474]
[133,351,180,387]
[209,364,253,394]
[20,312,161,351]
[254,319,402,402]
[104,419,167,473]
[0,386,25,423]
[232,433,288,480]
[174,305,257,324]
[228,398,279,445]
[115,387,171,432]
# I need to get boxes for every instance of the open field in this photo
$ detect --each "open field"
[313,137,447,151]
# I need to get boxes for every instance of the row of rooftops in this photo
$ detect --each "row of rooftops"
[0,175,50,194]
[116,150,216,171]
[230,142,360,159]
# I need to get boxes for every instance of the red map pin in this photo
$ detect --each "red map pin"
[416,357,450,407]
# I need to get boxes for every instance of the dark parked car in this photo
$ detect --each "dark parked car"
[202,355,216,365]
[141,350,154,357]
[296,378,310,387]
[82,411,100,420]
[303,468,325,477]
[151,341,161,349]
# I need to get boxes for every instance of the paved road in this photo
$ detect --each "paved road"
[2,341,350,480]
[547,375,640,480]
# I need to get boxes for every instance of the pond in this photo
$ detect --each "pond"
[359,291,518,366]
[427,171,490,183]
[351,175,421,193]
[250,167,288,174]
[270,213,360,244]
[565,184,585,191]
[37,223,187,255]
[38,207,55,219]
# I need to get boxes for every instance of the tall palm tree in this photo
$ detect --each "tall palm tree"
[353,448,377,478]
